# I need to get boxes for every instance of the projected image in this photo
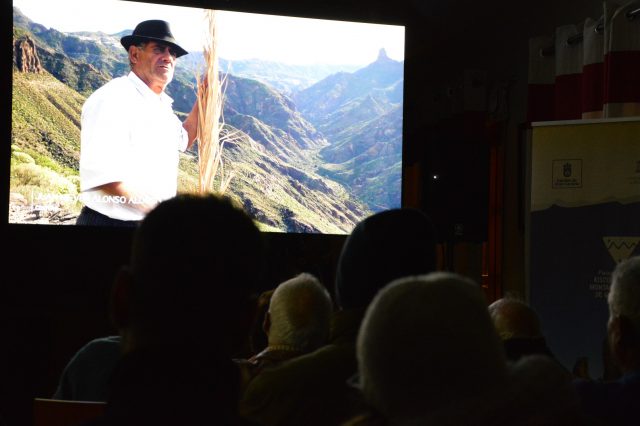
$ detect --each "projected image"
[10,0,405,233]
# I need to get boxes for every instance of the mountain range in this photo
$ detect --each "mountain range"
[10,6,404,232]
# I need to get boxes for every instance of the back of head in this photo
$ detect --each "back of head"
[488,298,542,340]
[609,255,640,334]
[335,208,437,310]
[502,355,582,425]
[267,273,333,351]
[488,298,558,363]
[607,256,640,375]
[127,194,265,351]
[357,272,507,420]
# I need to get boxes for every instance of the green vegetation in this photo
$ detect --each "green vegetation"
[177,152,200,194]
[10,71,83,214]
[10,146,81,211]
[12,71,83,169]
[11,150,35,165]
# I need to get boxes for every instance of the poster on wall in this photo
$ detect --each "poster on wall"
[529,118,640,379]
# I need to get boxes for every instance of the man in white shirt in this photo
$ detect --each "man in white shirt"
[77,20,199,226]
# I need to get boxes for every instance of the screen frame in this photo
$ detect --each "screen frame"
[3,0,417,238]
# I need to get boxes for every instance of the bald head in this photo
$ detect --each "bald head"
[488,298,543,341]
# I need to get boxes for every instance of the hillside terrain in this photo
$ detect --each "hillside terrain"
[295,48,404,209]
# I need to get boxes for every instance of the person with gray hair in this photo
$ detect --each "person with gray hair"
[239,273,333,379]
[355,272,509,424]
[574,255,640,426]
[609,256,640,348]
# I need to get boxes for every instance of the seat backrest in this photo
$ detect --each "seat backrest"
[33,398,106,426]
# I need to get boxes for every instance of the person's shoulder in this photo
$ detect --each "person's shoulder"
[82,335,121,349]
[72,336,122,362]
[82,75,139,117]
[243,343,351,398]
[85,75,135,103]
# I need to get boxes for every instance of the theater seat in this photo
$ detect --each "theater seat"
[33,398,106,426]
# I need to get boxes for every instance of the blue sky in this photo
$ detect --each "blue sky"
[13,0,405,66]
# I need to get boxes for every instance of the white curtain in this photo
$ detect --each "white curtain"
[554,23,584,120]
[604,0,640,117]
[527,36,555,122]
[527,2,640,122]
[581,16,606,119]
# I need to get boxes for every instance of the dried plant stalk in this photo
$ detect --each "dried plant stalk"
[196,9,233,194]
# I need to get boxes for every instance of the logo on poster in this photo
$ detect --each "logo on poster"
[552,159,582,189]
[603,237,640,264]
[590,237,640,300]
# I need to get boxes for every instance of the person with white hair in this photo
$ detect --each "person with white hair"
[355,272,509,424]
[240,273,333,378]
[574,255,640,426]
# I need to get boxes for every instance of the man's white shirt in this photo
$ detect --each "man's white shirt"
[80,72,188,221]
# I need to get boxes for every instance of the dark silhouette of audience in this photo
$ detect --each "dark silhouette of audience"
[239,208,438,426]
[353,272,510,425]
[85,194,265,425]
[503,354,586,425]
[43,200,638,426]
[349,273,590,426]
[574,255,640,426]
[54,335,121,402]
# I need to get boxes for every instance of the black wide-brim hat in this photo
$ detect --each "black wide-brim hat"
[121,20,188,58]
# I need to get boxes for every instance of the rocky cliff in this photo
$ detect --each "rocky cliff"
[13,36,43,73]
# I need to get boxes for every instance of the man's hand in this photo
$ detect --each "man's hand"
[99,182,157,214]
[183,100,199,149]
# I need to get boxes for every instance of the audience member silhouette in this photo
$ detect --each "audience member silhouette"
[86,194,265,425]
[53,335,121,401]
[488,297,559,364]
[240,208,438,426]
[574,255,640,426]
[354,272,509,425]
[237,273,332,387]
[502,355,587,426]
